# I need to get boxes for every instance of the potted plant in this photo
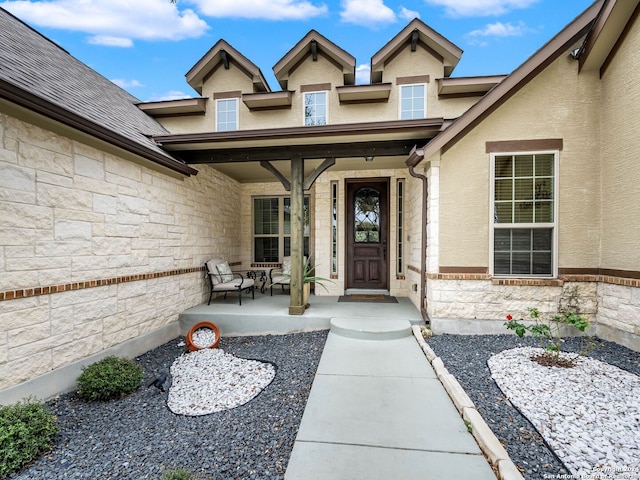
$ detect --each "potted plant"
[296,257,333,308]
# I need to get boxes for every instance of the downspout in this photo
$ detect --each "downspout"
[407,146,430,325]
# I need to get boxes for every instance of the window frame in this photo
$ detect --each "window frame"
[252,195,311,263]
[398,83,427,120]
[489,150,559,278]
[303,90,328,126]
[215,98,239,132]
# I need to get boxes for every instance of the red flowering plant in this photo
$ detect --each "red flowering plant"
[504,307,594,367]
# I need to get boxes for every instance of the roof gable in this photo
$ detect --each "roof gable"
[273,30,355,90]
[186,39,270,95]
[371,18,462,83]
[579,0,640,74]
[409,0,604,166]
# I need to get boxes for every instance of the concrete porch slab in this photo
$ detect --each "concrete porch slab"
[179,294,423,337]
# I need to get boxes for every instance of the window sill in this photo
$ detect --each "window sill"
[491,277,563,287]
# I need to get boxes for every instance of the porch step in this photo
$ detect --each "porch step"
[330,317,412,341]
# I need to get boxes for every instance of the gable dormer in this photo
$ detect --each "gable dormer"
[273,30,356,90]
[186,39,270,95]
[370,18,462,83]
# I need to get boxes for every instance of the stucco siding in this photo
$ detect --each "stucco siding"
[0,111,241,391]
[439,51,601,271]
[598,13,640,273]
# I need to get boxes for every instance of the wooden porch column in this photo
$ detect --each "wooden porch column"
[289,155,306,315]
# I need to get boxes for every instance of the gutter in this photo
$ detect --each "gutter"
[407,146,430,324]
[0,79,198,177]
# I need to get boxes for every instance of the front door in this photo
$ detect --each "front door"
[346,178,389,291]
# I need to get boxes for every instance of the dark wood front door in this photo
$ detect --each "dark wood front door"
[346,178,389,290]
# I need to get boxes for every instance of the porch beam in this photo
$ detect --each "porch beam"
[173,140,423,164]
[260,161,291,191]
[289,155,306,315]
[303,157,335,190]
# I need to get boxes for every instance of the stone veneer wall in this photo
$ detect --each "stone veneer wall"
[0,112,241,395]
[427,275,640,352]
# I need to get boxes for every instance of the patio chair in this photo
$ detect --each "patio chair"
[205,259,255,306]
[268,256,305,296]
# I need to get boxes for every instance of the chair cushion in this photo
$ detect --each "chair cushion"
[216,261,234,283]
[271,275,290,285]
[214,278,254,291]
[282,257,291,275]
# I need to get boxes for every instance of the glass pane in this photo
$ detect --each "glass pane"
[514,155,534,177]
[494,229,511,251]
[532,228,552,250]
[535,178,552,200]
[494,203,513,223]
[495,156,513,177]
[283,196,310,235]
[514,178,533,200]
[514,202,533,222]
[532,252,552,275]
[535,154,554,176]
[354,187,381,243]
[495,179,512,201]
[284,237,310,257]
[494,252,511,274]
[534,202,553,223]
[512,252,531,275]
[254,238,278,263]
[512,229,531,251]
[254,198,278,235]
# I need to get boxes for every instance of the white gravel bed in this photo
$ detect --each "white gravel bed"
[488,347,640,478]
[191,327,217,348]
[168,348,276,416]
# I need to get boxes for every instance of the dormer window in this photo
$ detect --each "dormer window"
[303,91,328,126]
[216,97,238,131]
[399,84,426,120]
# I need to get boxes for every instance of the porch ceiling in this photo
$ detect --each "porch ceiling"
[155,118,442,183]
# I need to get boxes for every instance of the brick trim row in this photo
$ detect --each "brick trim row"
[425,272,640,288]
[0,266,205,302]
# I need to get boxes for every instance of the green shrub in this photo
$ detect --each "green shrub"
[76,356,143,401]
[160,468,194,480]
[0,397,60,477]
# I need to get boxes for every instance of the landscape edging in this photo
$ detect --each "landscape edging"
[411,326,525,480]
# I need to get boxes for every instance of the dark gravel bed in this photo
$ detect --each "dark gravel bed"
[9,331,328,480]
[426,334,640,480]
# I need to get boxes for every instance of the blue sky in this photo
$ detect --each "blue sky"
[1,0,595,102]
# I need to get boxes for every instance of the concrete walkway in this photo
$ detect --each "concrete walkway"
[285,317,497,480]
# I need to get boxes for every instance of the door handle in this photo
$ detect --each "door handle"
[383,241,387,260]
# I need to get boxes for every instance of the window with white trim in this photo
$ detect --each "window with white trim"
[303,91,327,126]
[399,84,426,119]
[491,152,557,276]
[253,196,310,262]
[216,98,238,131]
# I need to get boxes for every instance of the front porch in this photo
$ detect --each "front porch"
[179,292,424,337]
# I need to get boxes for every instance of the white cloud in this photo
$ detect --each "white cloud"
[146,90,194,102]
[424,0,539,17]
[89,36,133,47]
[399,6,420,21]
[0,0,209,45]
[111,78,144,89]
[340,0,396,27]
[355,63,370,84]
[190,0,328,20]
[467,21,531,37]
